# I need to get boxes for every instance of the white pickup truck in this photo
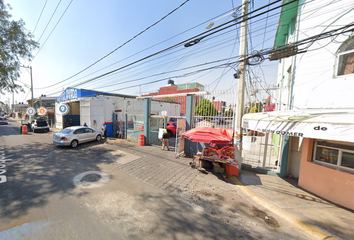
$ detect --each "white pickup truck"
[31,117,50,133]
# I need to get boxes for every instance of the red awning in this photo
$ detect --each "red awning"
[182,127,233,144]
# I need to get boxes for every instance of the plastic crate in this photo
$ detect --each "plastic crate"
[226,164,239,176]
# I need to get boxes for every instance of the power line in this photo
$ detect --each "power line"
[36,0,62,43]
[33,0,48,34]
[39,0,285,92]
[32,0,74,61]
[37,0,191,89]
[45,0,344,96]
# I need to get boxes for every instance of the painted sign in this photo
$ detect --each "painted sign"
[56,88,78,103]
[243,118,354,143]
[26,107,36,116]
[38,107,47,115]
[57,103,70,115]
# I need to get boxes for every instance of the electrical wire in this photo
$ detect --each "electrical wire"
[33,0,48,34]
[38,0,286,92]
[36,0,191,89]
[36,0,62,43]
[32,0,74,61]
[42,0,352,97]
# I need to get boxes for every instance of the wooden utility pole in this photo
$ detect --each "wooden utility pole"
[234,0,249,172]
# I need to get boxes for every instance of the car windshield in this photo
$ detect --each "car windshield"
[59,129,72,134]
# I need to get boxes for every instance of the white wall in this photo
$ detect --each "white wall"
[277,0,354,110]
[113,98,181,116]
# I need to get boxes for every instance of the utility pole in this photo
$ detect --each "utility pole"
[234,0,249,172]
[30,66,33,107]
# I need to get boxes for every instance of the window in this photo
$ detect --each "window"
[313,141,354,172]
[336,37,354,76]
[84,128,94,133]
[73,129,84,134]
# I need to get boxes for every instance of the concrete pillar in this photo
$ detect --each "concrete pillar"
[144,98,151,145]
[280,136,290,177]
[185,94,194,157]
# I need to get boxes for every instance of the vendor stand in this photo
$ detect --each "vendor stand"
[182,127,239,176]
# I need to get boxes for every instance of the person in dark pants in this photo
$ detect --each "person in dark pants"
[103,123,107,139]
[161,129,170,151]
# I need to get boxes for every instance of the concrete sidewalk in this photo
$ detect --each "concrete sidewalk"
[102,139,354,239]
[231,170,354,240]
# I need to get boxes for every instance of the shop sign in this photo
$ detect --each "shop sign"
[57,103,70,115]
[56,88,78,102]
[26,107,36,116]
[38,107,47,115]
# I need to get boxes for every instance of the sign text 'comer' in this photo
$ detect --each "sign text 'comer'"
[261,129,304,137]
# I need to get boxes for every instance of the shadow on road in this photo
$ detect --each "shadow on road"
[0,141,117,221]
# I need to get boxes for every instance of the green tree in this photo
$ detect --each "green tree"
[163,97,176,102]
[249,106,258,113]
[0,0,38,94]
[225,110,233,116]
[194,99,218,116]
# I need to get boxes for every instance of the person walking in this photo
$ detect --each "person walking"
[161,129,170,151]
[83,122,88,127]
[103,123,107,139]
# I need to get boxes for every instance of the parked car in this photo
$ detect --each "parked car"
[0,117,8,125]
[53,126,103,148]
[167,121,177,136]
[31,117,50,133]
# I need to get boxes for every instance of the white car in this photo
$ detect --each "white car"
[53,126,103,148]
[31,117,50,133]
[0,117,8,125]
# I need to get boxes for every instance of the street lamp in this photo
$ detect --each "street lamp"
[206,7,241,29]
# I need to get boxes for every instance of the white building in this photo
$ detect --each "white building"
[55,88,180,137]
[242,0,354,210]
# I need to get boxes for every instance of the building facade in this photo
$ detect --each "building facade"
[242,0,354,210]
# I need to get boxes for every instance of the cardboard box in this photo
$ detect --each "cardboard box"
[212,163,225,173]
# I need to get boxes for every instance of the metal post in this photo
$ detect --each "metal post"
[124,113,128,139]
[144,98,151,145]
[234,0,249,172]
[30,66,33,107]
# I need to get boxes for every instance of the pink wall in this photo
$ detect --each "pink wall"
[299,138,354,210]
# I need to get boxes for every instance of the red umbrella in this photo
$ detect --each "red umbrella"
[182,127,233,144]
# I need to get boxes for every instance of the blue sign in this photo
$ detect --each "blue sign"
[55,87,115,103]
[57,103,70,115]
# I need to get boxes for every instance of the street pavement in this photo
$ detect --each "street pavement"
[2,119,353,239]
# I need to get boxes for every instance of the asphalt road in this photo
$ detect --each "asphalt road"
[0,119,256,240]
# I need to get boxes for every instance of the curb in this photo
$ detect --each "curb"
[228,175,337,240]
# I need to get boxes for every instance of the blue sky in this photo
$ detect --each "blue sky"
[2,0,280,105]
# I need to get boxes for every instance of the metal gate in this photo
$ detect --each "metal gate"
[192,89,236,129]
[242,132,282,172]
[149,115,186,156]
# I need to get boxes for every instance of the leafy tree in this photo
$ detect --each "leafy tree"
[225,110,233,116]
[194,99,218,116]
[163,97,176,102]
[0,1,38,94]
[249,106,258,113]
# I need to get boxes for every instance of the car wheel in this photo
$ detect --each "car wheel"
[71,140,78,148]
[33,129,36,133]
[96,135,102,141]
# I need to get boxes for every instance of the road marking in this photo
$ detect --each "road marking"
[0,145,11,184]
